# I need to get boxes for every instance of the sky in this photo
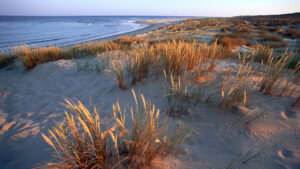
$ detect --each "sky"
[0,0,299,17]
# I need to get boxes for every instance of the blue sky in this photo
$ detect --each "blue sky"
[0,0,299,16]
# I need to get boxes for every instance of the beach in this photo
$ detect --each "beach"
[0,16,299,169]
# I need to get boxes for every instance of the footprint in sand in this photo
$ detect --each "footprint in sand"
[277,149,300,169]
[278,149,295,159]
[281,109,297,120]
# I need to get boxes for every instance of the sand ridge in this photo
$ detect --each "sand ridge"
[0,56,299,168]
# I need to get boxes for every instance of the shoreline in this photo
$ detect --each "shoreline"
[63,22,165,48]
[1,18,188,53]
[63,18,188,48]
[1,22,161,53]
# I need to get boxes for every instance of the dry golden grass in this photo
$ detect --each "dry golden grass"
[146,40,230,75]
[165,70,212,116]
[114,36,146,45]
[279,63,300,97]
[112,61,127,90]
[250,44,274,64]
[73,41,131,56]
[113,90,187,167]
[281,29,300,39]
[219,58,253,108]
[96,53,110,73]
[0,53,15,69]
[42,90,187,168]
[212,35,248,50]
[166,74,191,116]
[127,45,149,84]
[16,45,72,69]
[250,17,300,23]
[259,50,297,95]
[15,41,130,70]
[42,99,113,168]
[112,40,232,90]
[76,53,110,73]
[262,33,283,42]
[265,41,288,48]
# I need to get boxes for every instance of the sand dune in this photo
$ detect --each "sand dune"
[0,55,299,168]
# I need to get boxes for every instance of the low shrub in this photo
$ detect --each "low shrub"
[262,33,283,42]
[281,29,300,39]
[212,35,248,49]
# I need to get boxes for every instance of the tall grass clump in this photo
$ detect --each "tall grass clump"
[149,40,199,75]
[219,58,253,108]
[113,61,127,90]
[153,40,189,75]
[114,36,146,45]
[112,90,187,167]
[96,53,110,73]
[77,53,110,73]
[279,60,300,96]
[281,29,300,39]
[146,40,230,76]
[42,90,187,168]
[250,44,273,64]
[42,100,115,168]
[262,33,283,42]
[16,45,72,69]
[165,72,211,116]
[127,46,149,84]
[166,74,192,116]
[73,41,131,57]
[259,50,295,95]
[16,41,130,70]
[111,40,232,89]
[212,34,248,50]
[0,53,15,69]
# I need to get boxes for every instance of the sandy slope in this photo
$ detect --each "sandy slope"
[0,58,299,169]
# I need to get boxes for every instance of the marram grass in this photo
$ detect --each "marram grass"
[15,41,131,70]
[42,90,187,168]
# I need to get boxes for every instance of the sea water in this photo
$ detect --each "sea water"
[0,16,190,51]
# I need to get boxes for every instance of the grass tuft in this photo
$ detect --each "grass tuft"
[259,50,295,95]
[15,41,130,70]
[0,53,15,69]
[112,61,127,90]
[42,90,187,168]
[219,58,253,108]
[127,46,149,84]
[114,36,146,45]
[250,44,273,64]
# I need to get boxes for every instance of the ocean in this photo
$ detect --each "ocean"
[0,16,191,51]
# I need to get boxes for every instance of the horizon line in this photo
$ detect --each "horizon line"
[0,11,299,18]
